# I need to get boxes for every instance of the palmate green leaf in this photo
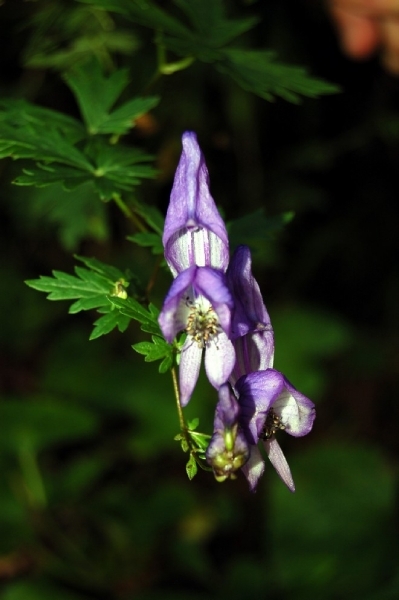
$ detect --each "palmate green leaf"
[0,120,92,170]
[81,0,258,63]
[86,138,157,199]
[218,49,340,103]
[79,0,192,38]
[13,135,156,200]
[64,59,159,135]
[173,0,259,48]
[0,99,85,144]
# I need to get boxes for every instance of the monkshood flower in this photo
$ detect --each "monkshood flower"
[158,265,236,406]
[163,131,229,277]
[226,246,274,385]
[235,370,315,492]
[226,245,315,492]
[206,384,250,482]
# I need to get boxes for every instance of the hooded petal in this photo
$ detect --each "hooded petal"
[241,445,265,492]
[204,332,236,390]
[264,437,295,492]
[235,369,285,444]
[227,245,273,339]
[179,337,202,407]
[158,266,197,342]
[272,374,316,437]
[163,132,229,276]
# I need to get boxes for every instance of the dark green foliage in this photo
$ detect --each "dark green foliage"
[63,59,159,135]
[80,0,339,101]
[1,1,397,599]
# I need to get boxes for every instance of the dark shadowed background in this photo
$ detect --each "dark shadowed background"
[0,1,398,599]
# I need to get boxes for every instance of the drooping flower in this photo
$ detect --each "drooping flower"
[235,369,316,492]
[226,246,274,384]
[226,245,316,492]
[158,265,236,406]
[206,383,250,481]
[163,131,229,277]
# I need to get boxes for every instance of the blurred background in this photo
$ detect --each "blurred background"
[0,1,398,599]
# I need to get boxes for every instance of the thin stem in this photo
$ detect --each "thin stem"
[112,193,147,232]
[145,255,163,298]
[171,366,186,433]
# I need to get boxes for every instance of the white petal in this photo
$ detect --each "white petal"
[204,332,236,389]
[241,445,265,492]
[179,339,202,406]
[264,437,295,492]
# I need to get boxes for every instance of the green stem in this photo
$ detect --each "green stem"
[112,193,146,232]
[171,366,186,433]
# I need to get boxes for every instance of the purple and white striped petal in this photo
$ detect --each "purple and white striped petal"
[264,437,295,492]
[204,332,236,392]
[163,132,229,276]
[179,339,202,407]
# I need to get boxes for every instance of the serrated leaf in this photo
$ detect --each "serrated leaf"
[140,321,162,336]
[159,354,173,373]
[75,255,127,283]
[218,49,340,103]
[89,310,130,339]
[186,453,198,480]
[173,0,259,48]
[0,99,85,143]
[25,258,127,313]
[64,58,159,135]
[132,335,171,362]
[107,295,156,326]
[127,232,164,255]
[14,165,90,189]
[79,0,192,38]
[14,138,156,200]
[69,295,109,314]
[0,121,93,170]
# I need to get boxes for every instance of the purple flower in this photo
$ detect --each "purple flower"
[158,265,236,406]
[226,246,274,384]
[235,369,316,492]
[206,384,250,481]
[226,245,315,492]
[163,132,229,277]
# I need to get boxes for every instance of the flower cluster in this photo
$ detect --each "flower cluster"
[159,132,315,492]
